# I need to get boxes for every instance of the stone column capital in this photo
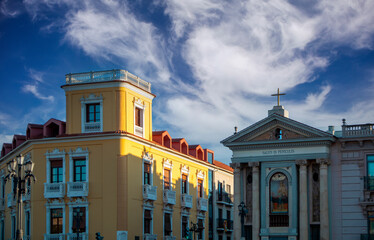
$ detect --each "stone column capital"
[316,158,331,166]
[230,162,241,171]
[248,161,260,168]
[295,159,308,166]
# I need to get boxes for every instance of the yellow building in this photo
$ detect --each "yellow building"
[0,69,233,240]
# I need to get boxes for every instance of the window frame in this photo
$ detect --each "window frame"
[143,208,153,235]
[164,211,173,237]
[46,149,66,184]
[80,94,103,133]
[181,215,189,239]
[68,203,89,235]
[85,103,101,123]
[142,151,154,186]
[69,147,89,183]
[46,202,66,235]
[134,98,146,138]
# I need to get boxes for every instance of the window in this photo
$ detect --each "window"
[51,208,63,234]
[51,159,63,183]
[144,210,152,234]
[198,179,203,198]
[164,213,172,236]
[11,215,16,239]
[226,210,231,221]
[144,163,151,185]
[164,169,171,190]
[86,103,100,123]
[72,207,86,233]
[226,184,231,194]
[182,216,189,238]
[269,172,289,227]
[182,174,188,194]
[135,107,142,127]
[74,159,87,182]
[369,211,374,234]
[25,211,31,236]
[197,218,204,240]
[207,152,213,164]
[367,156,374,190]
[275,128,282,140]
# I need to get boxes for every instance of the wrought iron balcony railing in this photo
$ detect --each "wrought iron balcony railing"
[269,214,289,227]
[217,192,233,205]
[364,176,374,191]
[217,218,234,231]
[65,69,151,93]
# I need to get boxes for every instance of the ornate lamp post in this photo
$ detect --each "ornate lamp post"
[238,201,248,240]
[5,154,36,240]
[73,208,84,240]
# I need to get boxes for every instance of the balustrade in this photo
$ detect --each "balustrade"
[163,189,176,205]
[44,234,65,240]
[181,194,193,208]
[67,182,89,197]
[197,197,208,211]
[143,185,157,201]
[44,182,65,198]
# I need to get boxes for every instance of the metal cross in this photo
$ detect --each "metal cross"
[271,88,286,106]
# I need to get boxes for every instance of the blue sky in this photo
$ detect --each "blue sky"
[1,0,374,163]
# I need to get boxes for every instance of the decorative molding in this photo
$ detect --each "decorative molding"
[142,150,154,163]
[69,147,89,156]
[117,231,128,240]
[248,162,260,168]
[196,170,205,179]
[316,158,330,166]
[80,93,103,102]
[295,159,308,166]
[163,158,173,169]
[45,148,66,157]
[134,98,146,109]
[181,165,189,174]
[265,168,292,187]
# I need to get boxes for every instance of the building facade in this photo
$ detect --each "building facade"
[222,103,374,240]
[0,69,233,240]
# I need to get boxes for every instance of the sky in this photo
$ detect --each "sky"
[1,0,374,164]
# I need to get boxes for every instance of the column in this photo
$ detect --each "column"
[250,162,260,240]
[231,163,242,240]
[296,160,309,240]
[317,158,330,240]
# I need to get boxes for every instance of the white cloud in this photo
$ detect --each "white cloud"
[22,84,55,101]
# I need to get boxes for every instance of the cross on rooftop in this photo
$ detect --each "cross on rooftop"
[271,88,286,106]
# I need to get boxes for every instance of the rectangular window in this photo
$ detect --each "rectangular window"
[25,211,30,236]
[135,107,142,127]
[144,163,151,185]
[164,169,171,190]
[164,213,172,236]
[144,210,152,234]
[0,219,4,240]
[197,219,204,240]
[182,174,188,194]
[86,103,100,123]
[227,184,231,194]
[182,216,188,238]
[367,156,374,190]
[198,179,203,198]
[226,210,231,221]
[51,159,63,183]
[207,152,213,164]
[72,207,86,233]
[74,159,86,182]
[11,216,16,239]
[51,208,63,234]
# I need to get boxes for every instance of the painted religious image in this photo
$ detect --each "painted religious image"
[270,172,288,214]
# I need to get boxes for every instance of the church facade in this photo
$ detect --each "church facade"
[222,103,374,240]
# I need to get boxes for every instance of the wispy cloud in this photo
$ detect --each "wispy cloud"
[22,84,55,101]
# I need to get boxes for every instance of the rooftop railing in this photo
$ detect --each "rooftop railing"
[65,69,151,92]
[342,123,374,137]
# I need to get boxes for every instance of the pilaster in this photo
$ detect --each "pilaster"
[317,158,330,240]
[249,162,260,240]
[231,162,242,240]
[296,159,308,240]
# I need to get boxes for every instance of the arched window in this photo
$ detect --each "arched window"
[269,172,289,227]
[275,128,282,140]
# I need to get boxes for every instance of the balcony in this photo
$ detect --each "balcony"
[84,122,101,133]
[44,234,65,240]
[364,177,374,191]
[22,186,31,202]
[23,235,31,240]
[0,198,4,211]
[269,214,289,227]
[164,236,176,240]
[65,69,152,93]
[163,189,176,205]
[44,182,65,198]
[67,233,88,240]
[144,234,157,240]
[135,126,143,137]
[143,185,157,201]
[197,197,208,212]
[217,192,233,206]
[7,193,16,208]
[217,218,233,231]
[181,194,193,208]
[342,123,374,137]
[67,182,89,197]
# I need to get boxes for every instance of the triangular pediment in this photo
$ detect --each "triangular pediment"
[221,114,335,145]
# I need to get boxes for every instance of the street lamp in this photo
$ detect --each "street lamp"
[73,208,84,240]
[188,221,199,240]
[238,201,248,240]
[5,154,36,240]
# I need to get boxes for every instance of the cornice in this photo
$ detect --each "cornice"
[228,140,332,151]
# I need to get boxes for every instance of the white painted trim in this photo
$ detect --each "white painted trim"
[142,151,154,186]
[181,165,190,194]
[68,147,89,183]
[163,159,173,190]
[134,98,146,138]
[143,206,154,235]
[45,201,66,234]
[45,149,66,184]
[62,82,155,100]
[80,94,103,133]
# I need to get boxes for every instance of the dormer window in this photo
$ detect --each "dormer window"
[80,94,103,133]
[275,128,282,140]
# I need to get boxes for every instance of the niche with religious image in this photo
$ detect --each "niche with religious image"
[270,172,288,214]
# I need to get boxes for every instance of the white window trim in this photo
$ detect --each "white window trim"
[197,170,205,198]
[134,98,146,138]
[181,214,189,240]
[163,209,173,237]
[45,149,66,184]
[68,147,89,183]
[46,201,66,234]
[68,202,89,234]
[142,151,154,186]
[163,159,173,190]
[143,206,154,235]
[181,165,190,194]
[80,94,103,133]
